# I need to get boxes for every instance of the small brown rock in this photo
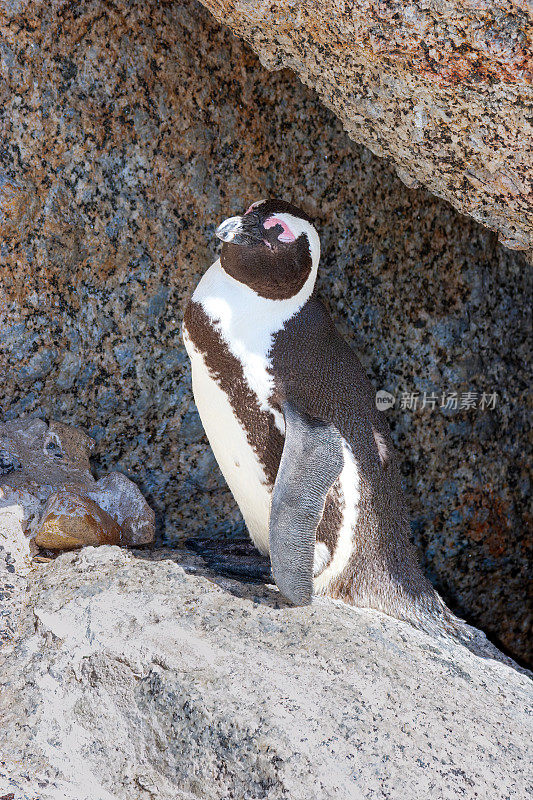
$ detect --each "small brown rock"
[88,472,155,546]
[35,488,124,550]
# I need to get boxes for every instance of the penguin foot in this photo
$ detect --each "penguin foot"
[185,536,273,584]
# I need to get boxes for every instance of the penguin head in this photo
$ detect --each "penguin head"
[215,199,320,300]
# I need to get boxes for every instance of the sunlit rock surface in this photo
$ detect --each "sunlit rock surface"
[0,547,531,800]
[0,0,530,663]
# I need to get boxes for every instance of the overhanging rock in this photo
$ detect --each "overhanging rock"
[200,0,533,251]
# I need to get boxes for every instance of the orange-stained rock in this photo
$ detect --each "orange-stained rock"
[35,488,124,550]
[201,0,533,251]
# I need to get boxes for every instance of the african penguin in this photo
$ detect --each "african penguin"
[182,199,464,637]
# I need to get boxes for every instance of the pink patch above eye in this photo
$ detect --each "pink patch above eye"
[264,216,296,242]
[244,201,263,215]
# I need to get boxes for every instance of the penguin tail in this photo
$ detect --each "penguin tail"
[394,590,528,672]
[336,573,527,672]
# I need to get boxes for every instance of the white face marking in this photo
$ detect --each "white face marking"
[262,212,321,273]
[313,440,360,593]
[183,332,271,554]
[244,199,267,215]
[264,215,296,242]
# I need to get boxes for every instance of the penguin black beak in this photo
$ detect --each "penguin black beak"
[216,216,244,242]
[216,215,263,245]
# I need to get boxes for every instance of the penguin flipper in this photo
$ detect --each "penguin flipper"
[269,400,344,606]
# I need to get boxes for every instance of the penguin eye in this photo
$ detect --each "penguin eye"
[263,216,296,243]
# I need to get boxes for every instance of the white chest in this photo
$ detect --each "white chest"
[183,330,273,554]
[189,260,296,433]
[182,259,358,583]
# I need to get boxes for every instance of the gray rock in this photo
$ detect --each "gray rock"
[0,503,31,650]
[0,417,155,647]
[0,417,154,543]
[0,546,530,800]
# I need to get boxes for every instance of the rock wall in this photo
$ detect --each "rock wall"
[1,546,531,800]
[0,0,530,663]
[201,0,533,251]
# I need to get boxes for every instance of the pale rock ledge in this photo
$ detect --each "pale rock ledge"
[0,546,530,800]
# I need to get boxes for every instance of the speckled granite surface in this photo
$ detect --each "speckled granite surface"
[0,0,530,663]
[201,0,533,251]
